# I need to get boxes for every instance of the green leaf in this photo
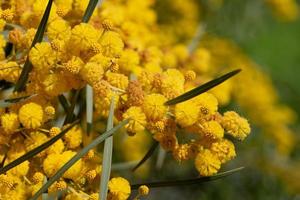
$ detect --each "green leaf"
[156,146,166,169]
[99,97,115,200]
[14,0,54,92]
[30,119,129,200]
[132,141,159,172]
[0,119,79,175]
[86,85,93,135]
[82,0,100,23]
[64,90,80,124]
[131,167,244,189]
[58,94,70,113]
[164,69,241,105]
[0,94,33,108]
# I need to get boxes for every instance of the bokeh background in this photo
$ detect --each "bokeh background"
[138,0,300,199]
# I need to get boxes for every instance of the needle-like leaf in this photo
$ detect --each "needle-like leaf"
[99,97,115,200]
[132,141,159,172]
[0,119,79,175]
[0,94,33,108]
[30,119,129,200]
[14,0,53,92]
[131,167,244,189]
[165,69,241,105]
[82,0,100,23]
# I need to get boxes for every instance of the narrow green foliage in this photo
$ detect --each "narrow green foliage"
[14,0,53,92]
[165,69,241,105]
[0,119,79,175]
[58,94,70,113]
[0,94,33,108]
[131,167,244,189]
[156,146,166,169]
[86,85,93,135]
[132,141,159,172]
[82,0,99,23]
[99,97,115,200]
[64,90,80,124]
[30,119,129,200]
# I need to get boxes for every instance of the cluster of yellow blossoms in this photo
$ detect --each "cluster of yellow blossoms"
[0,0,262,200]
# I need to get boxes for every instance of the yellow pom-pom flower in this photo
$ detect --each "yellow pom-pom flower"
[108,177,131,200]
[118,49,140,73]
[175,100,199,127]
[100,31,124,57]
[80,62,104,85]
[1,113,19,134]
[19,102,44,129]
[211,139,236,163]
[47,18,71,40]
[63,126,83,149]
[221,111,251,140]
[193,92,218,118]
[143,93,167,121]
[195,149,221,176]
[29,42,57,70]
[106,71,129,90]
[123,106,147,135]
[201,121,224,139]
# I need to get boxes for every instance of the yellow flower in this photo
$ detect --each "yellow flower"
[118,49,140,73]
[201,121,224,139]
[195,149,221,176]
[106,71,129,90]
[143,94,167,121]
[69,23,100,54]
[63,126,83,149]
[47,18,71,40]
[108,177,131,200]
[193,92,218,118]
[211,139,236,163]
[46,139,64,155]
[48,180,67,193]
[221,111,251,140]
[100,31,124,57]
[61,151,83,180]
[80,62,104,85]
[173,144,190,162]
[49,127,61,137]
[32,172,44,184]
[123,106,146,135]
[175,100,199,127]
[43,153,62,177]
[1,113,19,134]
[138,185,149,196]
[29,42,57,70]
[44,105,55,119]
[19,102,44,129]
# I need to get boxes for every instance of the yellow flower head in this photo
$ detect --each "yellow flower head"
[138,185,150,196]
[195,149,221,176]
[100,31,124,57]
[175,100,199,127]
[29,42,57,70]
[1,113,19,134]
[193,92,218,118]
[221,111,251,140]
[201,121,224,139]
[47,18,71,40]
[143,93,167,121]
[118,49,140,73]
[44,105,55,119]
[32,172,44,184]
[80,62,104,85]
[19,102,44,129]
[63,56,84,74]
[49,127,61,137]
[123,106,147,135]
[211,139,236,163]
[173,144,190,162]
[106,71,129,90]
[63,125,83,149]
[108,177,131,200]
[69,23,100,55]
